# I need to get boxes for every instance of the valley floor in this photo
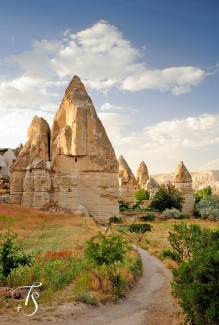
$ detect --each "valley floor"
[1,247,183,325]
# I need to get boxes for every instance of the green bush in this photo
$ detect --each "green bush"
[109,216,123,225]
[0,230,33,286]
[135,189,150,202]
[85,233,128,287]
[161,208,180,220]
[119,200,130,211]
[150,183,185,212]
[172,247,219,325]
[160,249,180,262]
[195,195,219,220]
[194,185,212,205]
[168,222,219,264]
[128,223,152,241]
[139,213,155,222]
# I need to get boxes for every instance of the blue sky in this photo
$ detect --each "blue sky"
[0,0,219,174]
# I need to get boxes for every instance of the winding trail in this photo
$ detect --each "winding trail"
[1,247,183,325]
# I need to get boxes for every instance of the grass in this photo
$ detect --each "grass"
[0,203,143,314]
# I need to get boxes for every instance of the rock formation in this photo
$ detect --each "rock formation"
[136,161,149,188]
[9,76,119,221]
[145,177,160,198]
[117,155,139,202]
[151,170,219,194]
[172,161,194,214]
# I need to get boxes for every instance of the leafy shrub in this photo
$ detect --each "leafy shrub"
[172,247,219,325]
[150,183,185,212]
[160,249,180,262]
[194,185,212,205]
[195,195,219,220]
[168,222,219,264]
[135,189,150,202]
[118,200,130,211]
[178,212,190,219]
[85,233,128,289]
[0,230,33,286]
[139,213,155,222]
[109,216,123,225]
[128,223,152,241]
[161,208,180,220]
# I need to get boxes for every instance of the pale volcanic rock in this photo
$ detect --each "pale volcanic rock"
[21,156,51,209]
[50,76,119,220]
[145,177,160,198]
[117,155,139,202]
[10,117,50,205]
[9,76,119,220]
[11,116,50,172]
[136,161,149,188]
[172,161,194,214]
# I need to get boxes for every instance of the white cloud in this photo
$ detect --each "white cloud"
[0,20,208,111]
[199,159,219,171]
[121,67,205,94]
[100,102,139,114]
[0,107,54,148]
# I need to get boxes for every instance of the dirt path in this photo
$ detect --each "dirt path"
[1,247,183,325]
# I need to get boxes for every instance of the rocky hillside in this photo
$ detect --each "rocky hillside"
[152,170,219,193]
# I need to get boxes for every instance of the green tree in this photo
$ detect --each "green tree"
[135,189,150,202]
[128,223,152,241]
[172,247,219,325]
[168,222,218,264]
[194,185,212,205]
[0,230,33,286]
[150,183,185,212]
[85,233,128,285]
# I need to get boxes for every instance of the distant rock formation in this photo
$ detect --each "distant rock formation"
[152,170,219,194]
[136,161,149,188]
[145,177,160,198]
[0,146,22,179]
[172,161,194,214]
[9,76,119,221]
[117,155,139,202]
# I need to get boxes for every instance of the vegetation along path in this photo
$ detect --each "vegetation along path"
[3,247,183,325]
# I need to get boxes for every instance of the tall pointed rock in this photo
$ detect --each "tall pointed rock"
[117,155,139,202]
[50,76,119,219]
[173,161,193,214]
[10,116,50,205]
[136,161,149,188]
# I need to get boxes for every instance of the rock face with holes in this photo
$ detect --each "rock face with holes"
[117,155,139,202]
[172,161,194,214]
[136,161,149,188]
[9,76,119,220]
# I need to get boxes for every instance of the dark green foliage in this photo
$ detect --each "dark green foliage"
[160,249,180,262]
[168,222,219,264]
[128,223,152,241]
[118,200,130,211]
[172,247,219,325]
[0,230,33,286]
[178,213,190,219]
[85,233,128,286]
[194,185,212,205]
[108,216,123,225]
[150,183,185,212]
[135,189,150,201]
[169,223,219,324]
[131,202,141,210]
[139,213,155,222]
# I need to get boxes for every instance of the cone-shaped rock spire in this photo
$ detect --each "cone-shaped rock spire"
[117,155,139,202]
[136,161,149,188]
[173,161,193,214]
